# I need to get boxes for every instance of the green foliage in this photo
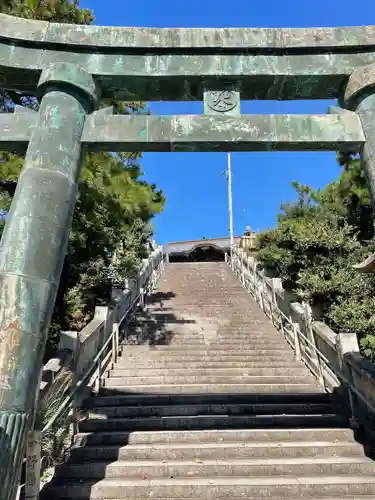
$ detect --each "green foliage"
[257,158,375,361]
[0,0,94,109]
[0,3,165,357]
[54,152,164,334]
[0,0,94,22]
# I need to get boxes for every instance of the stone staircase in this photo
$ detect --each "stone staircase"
[42,262,375,499]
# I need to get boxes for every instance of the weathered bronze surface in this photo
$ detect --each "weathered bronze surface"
[1,14,375,100]
[3,14,375,49]
[0,110,366,153]
[0,61,99,500]
[342,63,375,273]
[1,12,375,500]
[81,111,365,152]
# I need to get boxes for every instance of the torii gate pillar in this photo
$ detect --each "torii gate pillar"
[0,62,99,500]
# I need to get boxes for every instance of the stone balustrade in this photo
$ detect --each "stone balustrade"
[232,246,375,430]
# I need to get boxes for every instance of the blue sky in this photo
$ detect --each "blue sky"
[81,0,373,244]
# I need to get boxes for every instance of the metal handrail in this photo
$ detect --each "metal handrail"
[41,257,165,435]
[228,251,375,420]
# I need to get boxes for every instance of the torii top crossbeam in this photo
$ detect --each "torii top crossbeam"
[1,14,375,100]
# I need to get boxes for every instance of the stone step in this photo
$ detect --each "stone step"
[124,344,291,351]
[125,341,290,348]
[40,475,375,498]
[144,307,254,311]
[155,307,260,311]
[138,326,279,332]
[116,360,301,369]
[150,308,259,311]
[98,383,321,394]
[128,325,276,332]
[43,496,375,500]
[123,341,288,348]
[163,332,282,337]
[56,457,375,480]
[74,428,356,447]
[122,354,297,363]
[124,334,284,342]
[78,414,346,433]
[104,375,314,387]
[154,300,257,305]
[86,403,337,419]
[134,308,263,315]
[132,327,279,333]
[125,347,293,354]
[109,367,310,377]
[150,337,291,351]
[86,392,334,408]
[160,305,257,308]
[213,332,282,337]
[70,440,364,462]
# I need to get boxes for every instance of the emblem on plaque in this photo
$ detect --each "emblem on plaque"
[206,90,238,113]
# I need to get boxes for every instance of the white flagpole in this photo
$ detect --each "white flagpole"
[227,152,234,260]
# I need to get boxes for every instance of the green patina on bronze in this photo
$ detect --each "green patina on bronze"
[342,63,375,273]
[0,110,365,153]
[81,110,365,152]
[3,14,375,49]
[2,14,375,100]
[2,12,375,500]
[0,60,99,500]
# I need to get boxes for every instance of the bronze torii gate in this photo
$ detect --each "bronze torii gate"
[1,13,375,499]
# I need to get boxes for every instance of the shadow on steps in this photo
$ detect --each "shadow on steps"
[126,291,197,347]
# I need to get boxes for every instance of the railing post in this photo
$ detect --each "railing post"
[279,311,285,337]
[25,430,41,500]
[252,264,257,298]
[149,271,154,292]
[317,355,326,390]
[235,252,239,273]
[94,352,102,393]
[156,265,161,284]
[302,302,324,387]
[270,279,276,324]
[292,321,301,361]
[70,399,79,437]
[153,268,158,288]
[337,332,359,378]
[246,257,251,292]
[94,306,109,350]
[259,279,265,312]
[241,257,246,286]
[112,323,120,365]
[337,332,360,427]
[139,287,145,309]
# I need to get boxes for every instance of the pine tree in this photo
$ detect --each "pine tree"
[0,2,165,356]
